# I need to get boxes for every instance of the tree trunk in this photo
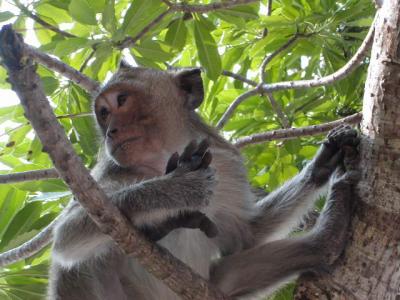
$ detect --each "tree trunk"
[295,1,400,299]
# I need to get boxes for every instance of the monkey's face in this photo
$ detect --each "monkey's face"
[94,67,204,175]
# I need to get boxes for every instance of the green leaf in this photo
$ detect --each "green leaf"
[0,66,11,88]
[0,202,42,251]
[41,77,59,95]
[193,15,221,81]
[0,188,26,241]
[35,3,72,24]
[87,0,106,12]
[101,0,117,34]
[0,11,14,22]
[120,0,167,37]
[133,39,173,62]
[165,18,187,50]
[53,37,91,57]
[71,117,98,156]
[68,0,97,25]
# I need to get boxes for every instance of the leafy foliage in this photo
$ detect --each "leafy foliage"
[0,0,374,298]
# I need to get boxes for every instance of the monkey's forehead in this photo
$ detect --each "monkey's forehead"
[93,68,177,101]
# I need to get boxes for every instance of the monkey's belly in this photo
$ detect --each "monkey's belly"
[122,228,219,300]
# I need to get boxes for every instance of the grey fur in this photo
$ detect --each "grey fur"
[48,66,359,300]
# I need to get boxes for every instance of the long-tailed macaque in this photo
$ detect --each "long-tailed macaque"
[48,63,360,299]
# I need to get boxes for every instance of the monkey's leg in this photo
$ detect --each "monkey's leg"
[210,236,322,298]
[212,160,358,298]
[251,125,358,242]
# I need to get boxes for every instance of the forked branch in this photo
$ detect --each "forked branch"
[24,46,100,94]
[217,16,375,128]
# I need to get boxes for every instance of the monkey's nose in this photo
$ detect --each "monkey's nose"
[107,128,118,138]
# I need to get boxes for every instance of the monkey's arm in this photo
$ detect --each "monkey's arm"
[211,152,358,298]
[52,141,216,266]
[251,125,358,242]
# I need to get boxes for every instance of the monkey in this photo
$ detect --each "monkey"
[47,63,360,300]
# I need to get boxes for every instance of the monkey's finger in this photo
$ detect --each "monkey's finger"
[165,152,179,174]
[194,139,210,158]
[180,140,198,162]
[198,151,213,169]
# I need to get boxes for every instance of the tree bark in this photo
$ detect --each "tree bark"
[295,1,400,299]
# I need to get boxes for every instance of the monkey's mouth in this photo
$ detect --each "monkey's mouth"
[112,136,142,154]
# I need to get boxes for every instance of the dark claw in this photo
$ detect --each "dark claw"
[199,151,212,169]
[194,139,210,158]
[180,140,197,162]
[165,152,179,174]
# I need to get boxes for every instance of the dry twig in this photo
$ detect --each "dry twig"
[234,112,362,148]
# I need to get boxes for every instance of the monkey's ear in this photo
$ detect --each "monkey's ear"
[175,68,204,110]
[119,60,131,70]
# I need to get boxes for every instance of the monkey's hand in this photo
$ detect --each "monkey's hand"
[307,124,359,186]
[162,139,216,208]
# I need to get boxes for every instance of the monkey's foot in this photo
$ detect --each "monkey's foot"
[325,124,359,150]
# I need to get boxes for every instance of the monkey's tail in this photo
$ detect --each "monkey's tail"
[0,216,60,267]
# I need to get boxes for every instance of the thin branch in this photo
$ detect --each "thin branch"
[266,0,273,16]
[265,92,290,128]
[0,25,228,300]
[222,70,257,86]
[260,34,299,83]
[0,168,59,184]
[234,112,362,148]
[24,45,100,94]
[171,0,258,13]
[0,217,58,267]
[14,0,76,38]
[56,111,93,119]
[79,49,96,72]
[0,122,28,138]
[216,88,260,129]
[259,21,375,93]
[118,9,173,49]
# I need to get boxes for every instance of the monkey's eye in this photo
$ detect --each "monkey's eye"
[100,107,109,119]
[117,94,127,107]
